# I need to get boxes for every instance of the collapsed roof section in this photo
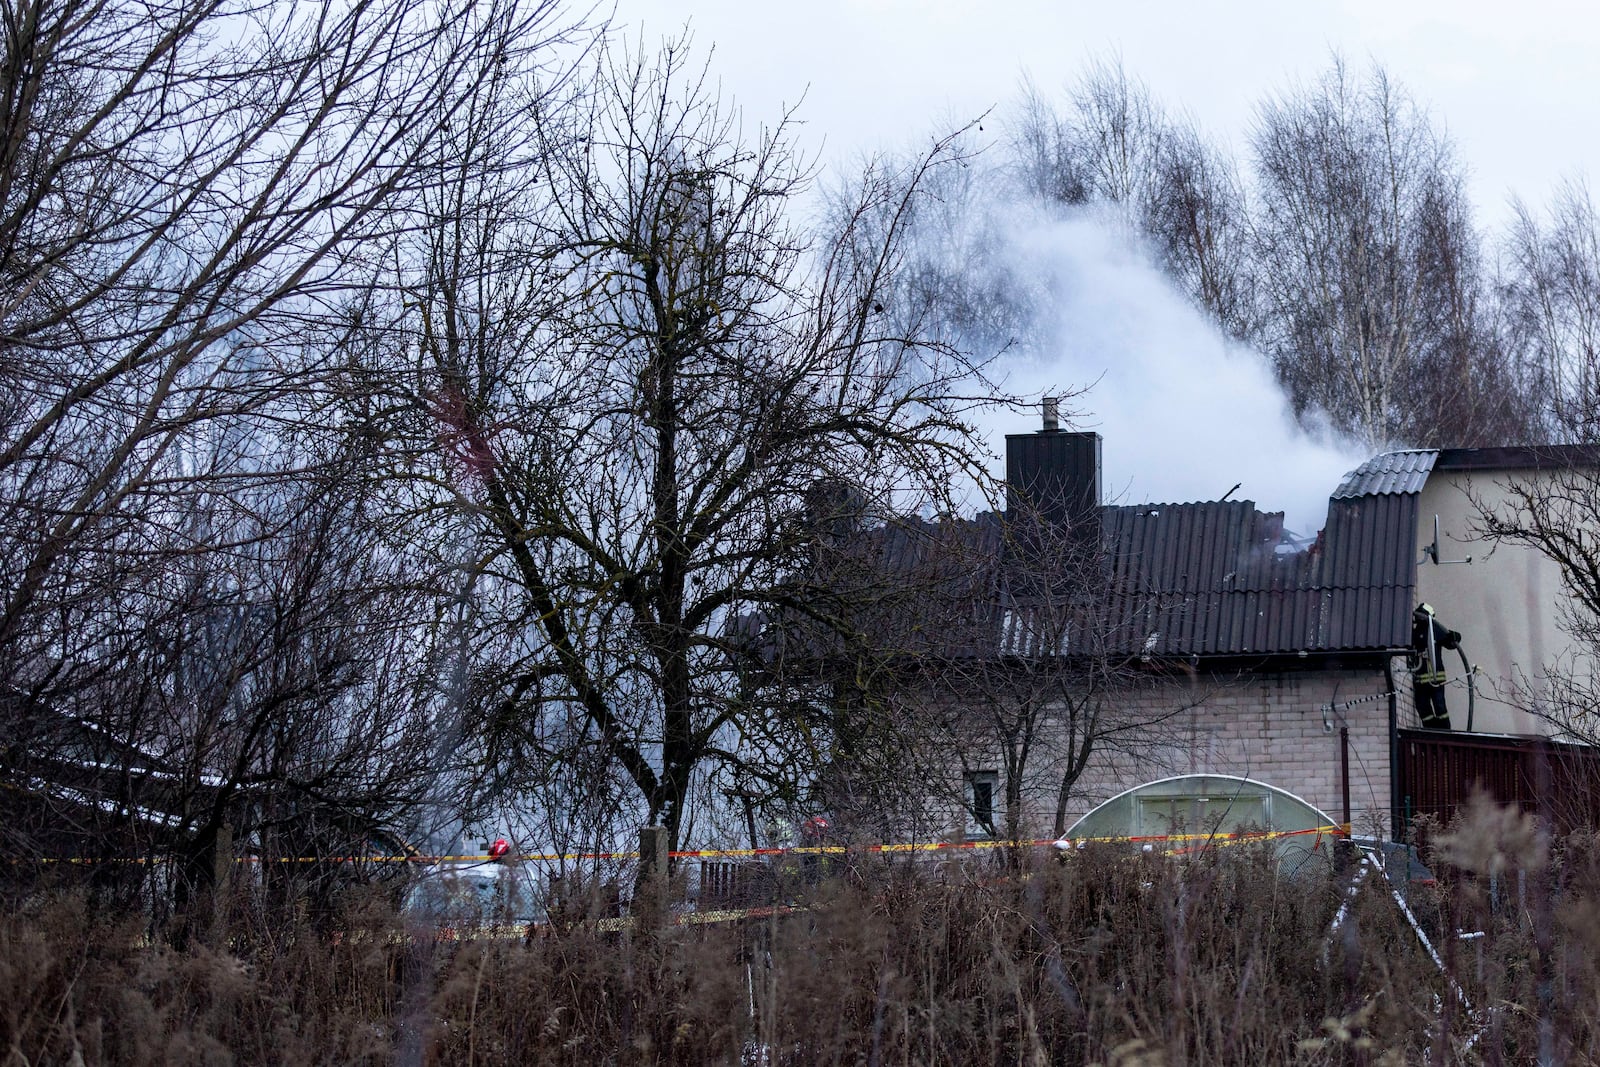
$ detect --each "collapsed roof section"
[1103,450,1438,658]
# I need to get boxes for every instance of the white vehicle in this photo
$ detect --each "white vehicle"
[401,840,543,932]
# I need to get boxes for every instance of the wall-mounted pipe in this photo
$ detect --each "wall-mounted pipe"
[1386,658,1402,841]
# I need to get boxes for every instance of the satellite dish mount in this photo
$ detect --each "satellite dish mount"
[1420,514,1472,566]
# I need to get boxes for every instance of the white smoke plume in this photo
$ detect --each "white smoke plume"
[952,204,1367,537]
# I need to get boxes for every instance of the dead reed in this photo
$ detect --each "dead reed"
[5,809,1600,1064]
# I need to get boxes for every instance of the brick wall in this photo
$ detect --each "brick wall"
[973,666,1399,841]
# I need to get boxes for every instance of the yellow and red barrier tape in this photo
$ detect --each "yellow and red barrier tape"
[27,825,1344,865]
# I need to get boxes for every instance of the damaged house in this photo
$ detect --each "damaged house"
[809,410,1600,845]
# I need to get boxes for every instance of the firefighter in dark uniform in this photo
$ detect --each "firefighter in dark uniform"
[1411,603,1461,730]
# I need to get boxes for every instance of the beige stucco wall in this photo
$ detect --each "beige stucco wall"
[955,667,1396,842]
[1413,468,1577,735]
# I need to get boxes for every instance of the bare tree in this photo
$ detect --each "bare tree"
[1010,64,1260,343]
[1502,181,1600,439]
[1403,170,1537,445]
[1011,59,1168,216]
[1248,58,1514,449]
[370,37,1007,853]
[0,0,574,676]
[846,128,1055,375]
[0,434,443,916]
[1141,120,1257,340]
[0,0,585,901]
[852,65,1220,396]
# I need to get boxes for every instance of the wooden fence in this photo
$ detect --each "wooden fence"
[1398,728,1600,833]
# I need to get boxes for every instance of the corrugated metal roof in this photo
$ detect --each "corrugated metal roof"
[1330,450,1437,499]
[1090,491,1417,656]
[805,448,1430,663]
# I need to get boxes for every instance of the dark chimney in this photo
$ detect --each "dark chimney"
[1005,403,1100,534]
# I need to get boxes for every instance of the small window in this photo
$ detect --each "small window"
[968,772,998,837]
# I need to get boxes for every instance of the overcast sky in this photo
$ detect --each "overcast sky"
[611,1,1600,530]
[616,0,1598,224]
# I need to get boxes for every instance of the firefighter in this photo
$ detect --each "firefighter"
[1411,603,1461,730]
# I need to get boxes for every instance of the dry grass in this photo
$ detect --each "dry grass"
[6,812,1600,1064]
